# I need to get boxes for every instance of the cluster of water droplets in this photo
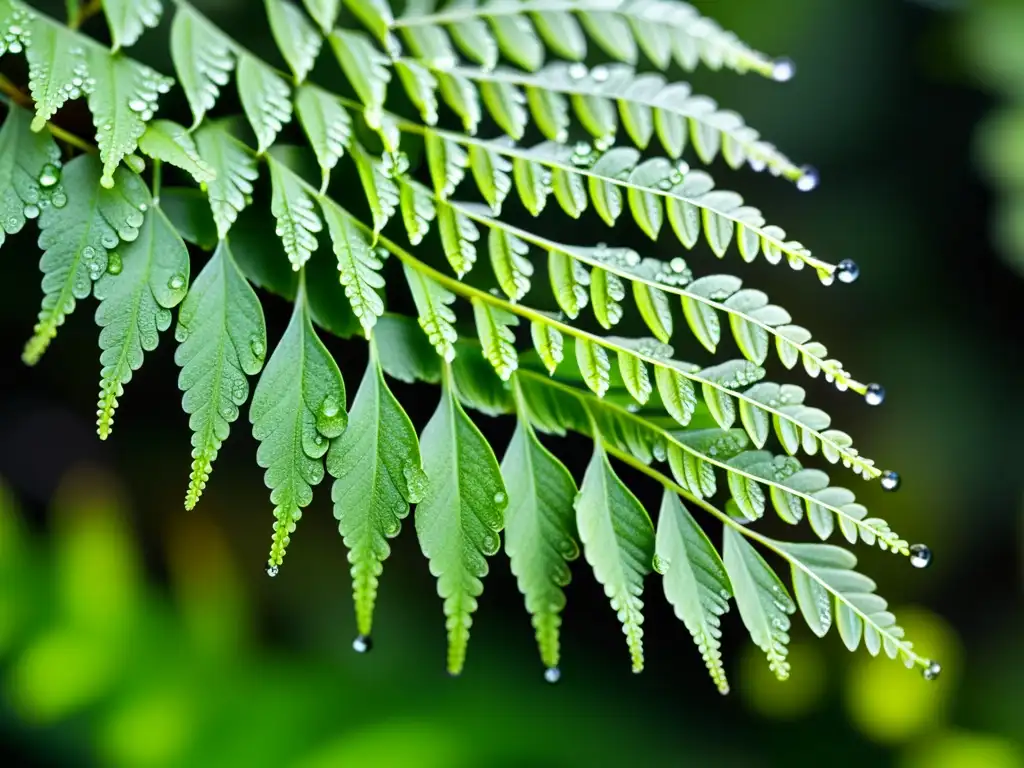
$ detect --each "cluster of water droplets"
[653,257,693,288]
[569,140,599,169]
[0,5,33,56]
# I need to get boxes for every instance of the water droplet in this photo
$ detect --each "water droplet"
[168,274,185,290]
[864,383,885,406]
[652,554,669,574]
[51,190,67,208]
[321,395,340,418]
[797,165,820,192]
[772,57,796,82]
[23,203,39,219]
[923,660,941,681]
[266,565,279,577]
[493,491,507,505]
[568,62,588,80]
[909,543,932,569]
[352,634,373,653]
[670,257,687,273]
[837,259,860,283]
[544,667,561,684]
[82,245,96,261]
[657,179,673,191]
[128,98,148,112]
[880,470,900,492]
[250,337,266,358]
[591,65,609,82]
[106,253,123,275]
[100,232,118,249]
[38,163,60,187]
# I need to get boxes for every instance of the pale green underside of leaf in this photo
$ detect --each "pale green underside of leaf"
[171,4,236,127]
[416,380,507,675]
[175,240,266,511]
[328,356,424,637]
[0,103,62,252]
[138,120,217,184]
[102,0,162,51]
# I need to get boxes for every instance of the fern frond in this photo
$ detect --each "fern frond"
[327,349,424,639]
[101,0,163,51]
[194,123,260,239]
[137,120,217,185]
[0,103,62,251]
[237,55,292,154]
[266,0,323,84]
[575,440,655,673]
[390,0,783,78]
[267,154,323,270]
[249,275,347,571]
[175,240,267,510]
[23,154,142,365]
[416,134,836,280]
[425,61,805,181]
[416,370,507,675]
[320,196,386,336]
[94,186,189,439]
[170,3,235,127]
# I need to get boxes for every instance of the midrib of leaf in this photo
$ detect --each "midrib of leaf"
[442,377,473,661]
[98,262,146,439]
[514,368,894,548]
[443,196,861,394]
[606,444,927,672]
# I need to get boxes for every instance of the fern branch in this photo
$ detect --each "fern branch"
[389,0,781,79]
[418,59,806,182]
[603,443,928,672]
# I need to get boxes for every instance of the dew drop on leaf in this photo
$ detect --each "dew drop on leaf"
[797,165,820,192]
[23,203,39,219]
[923,660,941,681]
[106,253,123,275]
[772,56,796,82]
[38,163,60,188]
[591,65,609,82]
[168,274,185,290]
[568,62,588,80]
[266,565,279,577]
[493,491,507,505]
[250,337,266,359]
[880,470,900,491]
[837,258,860,283]
[403,464,428,503]
[909,543,932,569]
[544,667,561,684]
[352,634,373,653]
[864,383,885,406]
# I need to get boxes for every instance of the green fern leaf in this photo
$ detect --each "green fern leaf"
[426,133,468,199]
[327,352,424,638]
[590,267,625,329]
[170,5,235,127]
[478,78,528,139]
[548,248,589,318]
[395,59,439,125]
[268,156,322,271]
[575,337,610,397]
[94,199,189,439]
[416,374,507,675]
[468,143,512,213]
[321,197,385,336]
[86,51,172,188]
[237,55,292,154]
[654,364,697,426]
[303,0,340,33]
[295,85,351,192]
[250,278,347,571]
[404,264,457,362]
[449,14,497,70]
[656,491,731,694]
[774,540,921,665]
[102,0,162,51]
[137,120,216,184]
[350,142,398,235]
[23,155,144,365]
[175,240,266,510]
[266,0,322,83]
[342,0,394,44]
[632,281,673,344]
[576,442,655,672]
[488,226,532,301]
[472,299,518,381]
[0,104,62,250]
[526,83,570,142]
[329,29,390,126]
[437,202,479,277]
[23,19,87,130]
[398,177,436,245]
[194,124,260,239]
[617,350,651,406]
[501,415,579,672]
[530,321,563,375]
[722,525,795,680]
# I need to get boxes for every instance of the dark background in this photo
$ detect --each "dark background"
[1,0,1022,765]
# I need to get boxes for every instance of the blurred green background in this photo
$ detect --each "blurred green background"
[1,0,1023,766]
